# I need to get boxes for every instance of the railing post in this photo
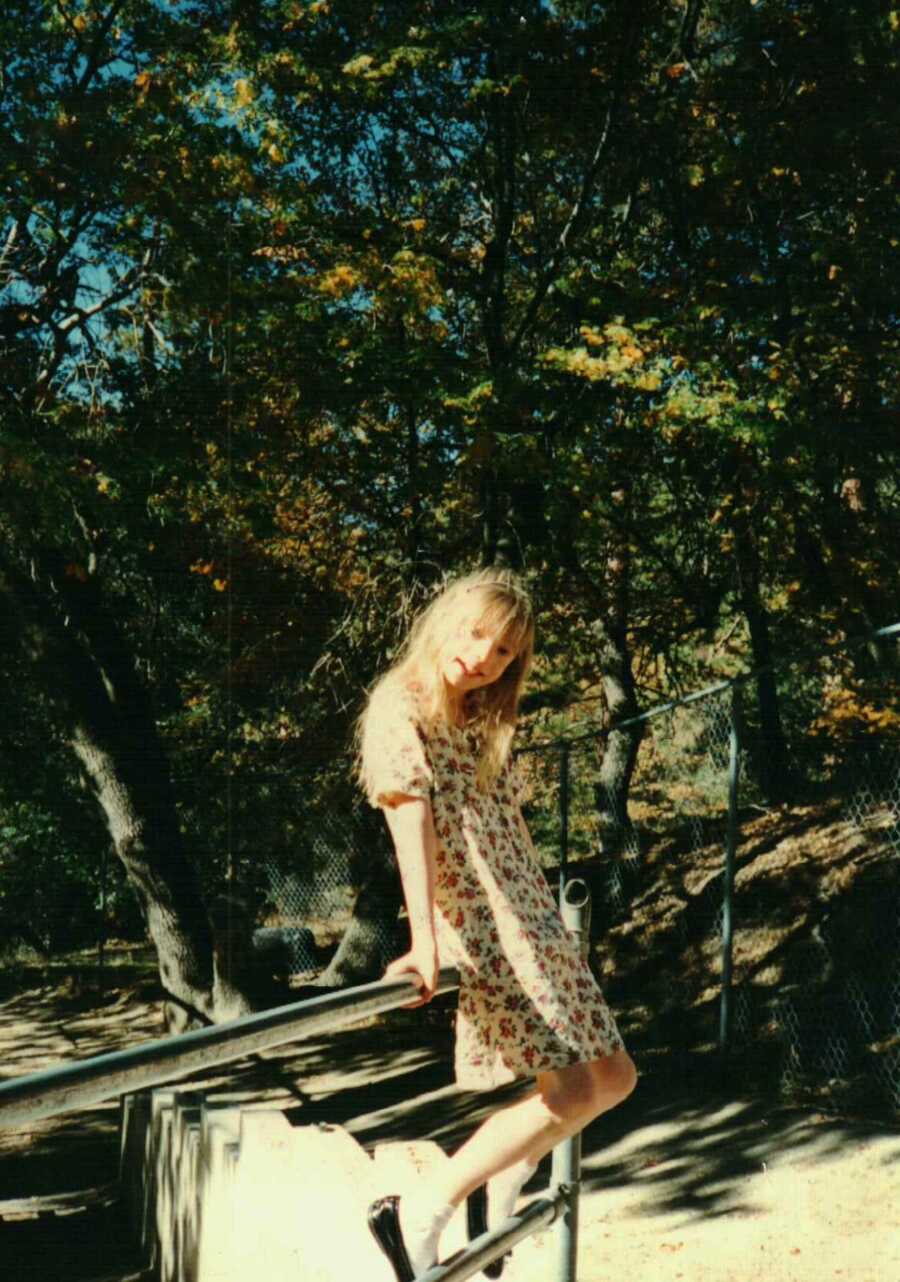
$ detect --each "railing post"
[719,685,742,1063]
[558,743,571,907]
[551,878,590,1282]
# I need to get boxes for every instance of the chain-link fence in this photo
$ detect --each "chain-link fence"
[517,627,900,1115]
[260,803,402,975]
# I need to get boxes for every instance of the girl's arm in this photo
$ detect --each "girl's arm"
[381,794,440,1003]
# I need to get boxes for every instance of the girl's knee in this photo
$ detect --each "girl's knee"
[595,1049,638,1107]
[538,1050,637,1129]
[537,1064,593,1127]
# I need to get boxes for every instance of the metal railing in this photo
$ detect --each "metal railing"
[421,1195,565,1282]
[0,882,596,1281]
[0,968,460,1130]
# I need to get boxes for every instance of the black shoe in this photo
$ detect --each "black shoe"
[465,1184,507,1279]
[368,1195,415,1282]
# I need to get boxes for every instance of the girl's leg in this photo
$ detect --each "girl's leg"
[430,1048,637,1208]
[386,1050,635,1276]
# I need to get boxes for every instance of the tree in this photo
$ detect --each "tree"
[3,0,897,1005]
[0,0,276,1019]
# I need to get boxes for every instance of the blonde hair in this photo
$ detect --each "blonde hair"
[358,567,534,795]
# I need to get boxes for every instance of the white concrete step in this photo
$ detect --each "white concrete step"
[119,1088,475,1282]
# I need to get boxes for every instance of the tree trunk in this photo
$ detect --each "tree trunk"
[550,460,642,856]
[593,469,643,856]
[817,473,900,674]
[592,616,643,856]
[315,836,403,988]
[0,555,251,1023]
[732,525,791,802]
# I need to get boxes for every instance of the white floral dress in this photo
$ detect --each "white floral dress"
[366,689,625,1090]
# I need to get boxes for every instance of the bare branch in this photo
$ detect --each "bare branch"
[678,0,704,65]
[509,7,643,358]
[0,218,23,283]
[75,0,129,96]
[34,234,159,397]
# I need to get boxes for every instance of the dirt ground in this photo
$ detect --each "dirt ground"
[1,979,898,1282]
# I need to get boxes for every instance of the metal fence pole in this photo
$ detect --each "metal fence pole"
[551,877,590,1282]
[718,686,742,1060]
[558,743,571,907]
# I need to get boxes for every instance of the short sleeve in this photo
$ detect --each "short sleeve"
[362,688,434,809]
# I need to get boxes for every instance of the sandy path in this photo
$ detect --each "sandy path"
[507,1098,900,1282]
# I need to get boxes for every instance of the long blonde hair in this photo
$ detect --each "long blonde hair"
[358,568,534,794]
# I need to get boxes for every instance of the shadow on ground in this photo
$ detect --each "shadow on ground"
[2,981,899,1280]
[578,1071,900,1223]
[0,1202,142,1282]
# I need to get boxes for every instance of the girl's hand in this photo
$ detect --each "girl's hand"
[384,940,439,1006]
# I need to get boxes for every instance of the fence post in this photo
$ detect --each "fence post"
[558,743,571,907]
[718,685,742,1062]
[551,878,590,1282]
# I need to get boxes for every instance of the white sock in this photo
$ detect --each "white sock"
[489,1157,537,1228]
[398,1194,456,1275]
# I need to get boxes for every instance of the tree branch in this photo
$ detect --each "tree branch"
[509,8,642,357]
[75,0,129,96]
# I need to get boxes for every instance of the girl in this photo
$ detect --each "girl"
[359,569,636,1281]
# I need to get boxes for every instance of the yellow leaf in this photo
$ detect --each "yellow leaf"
[213,579,228,592]
[343,54,374,76]
[828,264,841,280]
[233,78,254,108]
[318,264,360,297]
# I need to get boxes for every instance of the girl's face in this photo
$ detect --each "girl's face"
[440,609,519,694]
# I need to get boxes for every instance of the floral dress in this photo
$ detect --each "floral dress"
[366,689,625,1090]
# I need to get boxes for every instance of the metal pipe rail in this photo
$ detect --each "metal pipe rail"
[2,885,594,1278]
[420,1192,565,1282]
[0,967,460,1130]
